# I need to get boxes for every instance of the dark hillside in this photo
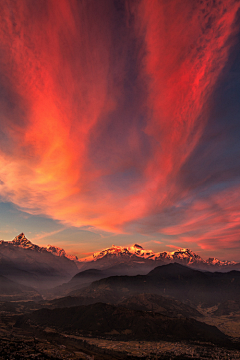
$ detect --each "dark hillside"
[119,293,202,318]
[15,302,229,345]
[71,263,240,307]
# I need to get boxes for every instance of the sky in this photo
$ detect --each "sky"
[0,0,240,261]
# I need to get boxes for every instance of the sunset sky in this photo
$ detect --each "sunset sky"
[0,0,240,260]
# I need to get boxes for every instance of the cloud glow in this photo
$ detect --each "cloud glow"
[0,0,239,251]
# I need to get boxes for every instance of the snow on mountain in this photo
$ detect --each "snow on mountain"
[92,243,156,260]
[206,257,237,266]
[46,244,78,261]
[154,248,204,264]
[12,233,35,248]
[3,234,237,268]
[86,244,200,263]
[81,243,237,267]
[5,233,78,261]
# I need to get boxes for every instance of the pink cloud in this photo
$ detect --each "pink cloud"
[0,0,238,256]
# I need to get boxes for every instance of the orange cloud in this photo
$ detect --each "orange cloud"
[0,0,239,246]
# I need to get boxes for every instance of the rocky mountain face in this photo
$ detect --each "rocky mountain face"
[78,243,239,272]
[91,244,203,263]
[3,233,78,261]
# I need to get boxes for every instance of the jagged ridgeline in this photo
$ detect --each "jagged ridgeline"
[1,233,240,296]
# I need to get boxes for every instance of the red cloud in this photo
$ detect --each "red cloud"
[132,0,239,207]
[160,184,240,250]
[0,0,239,249]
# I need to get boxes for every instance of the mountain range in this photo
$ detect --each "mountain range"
[3,234,238,270]
[80,243,239,270]
[66,263,240,308]
[1,233,240,294]
[2,233,238,270]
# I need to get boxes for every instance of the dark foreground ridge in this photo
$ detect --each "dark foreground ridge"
[45,292,203,319]
[15,302,231,346]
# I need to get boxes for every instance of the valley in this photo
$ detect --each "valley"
[1,306,240,359]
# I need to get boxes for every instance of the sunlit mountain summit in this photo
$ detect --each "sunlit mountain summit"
[82,243,237,268]
[7,233,78,261]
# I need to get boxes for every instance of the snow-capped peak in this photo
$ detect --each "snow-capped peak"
[89,244,157,261]
[6,233,78,261]
[46,244,78,261]
[83,244,238,268]
[12,233,33,248]
[157,248,204,264]
[206,257,237,266]
[84,244,203,263]
[4,234,238,268]
[46,244,67,257]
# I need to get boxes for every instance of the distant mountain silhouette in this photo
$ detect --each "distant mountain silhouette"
[148,262,202,277]
[71,263,240,307]
[45,268,109,298]
[46,263,161,299]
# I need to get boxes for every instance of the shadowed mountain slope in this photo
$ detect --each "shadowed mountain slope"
[0,275,42,301]
[42,292,202,319]
[46,269,109,298]
[46,264,156,299]
[70,263,240,307]
[213,300,240,316]
[0,235,78,290]
[119,293,202,318]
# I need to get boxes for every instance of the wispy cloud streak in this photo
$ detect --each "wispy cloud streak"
[0,0,239,251]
